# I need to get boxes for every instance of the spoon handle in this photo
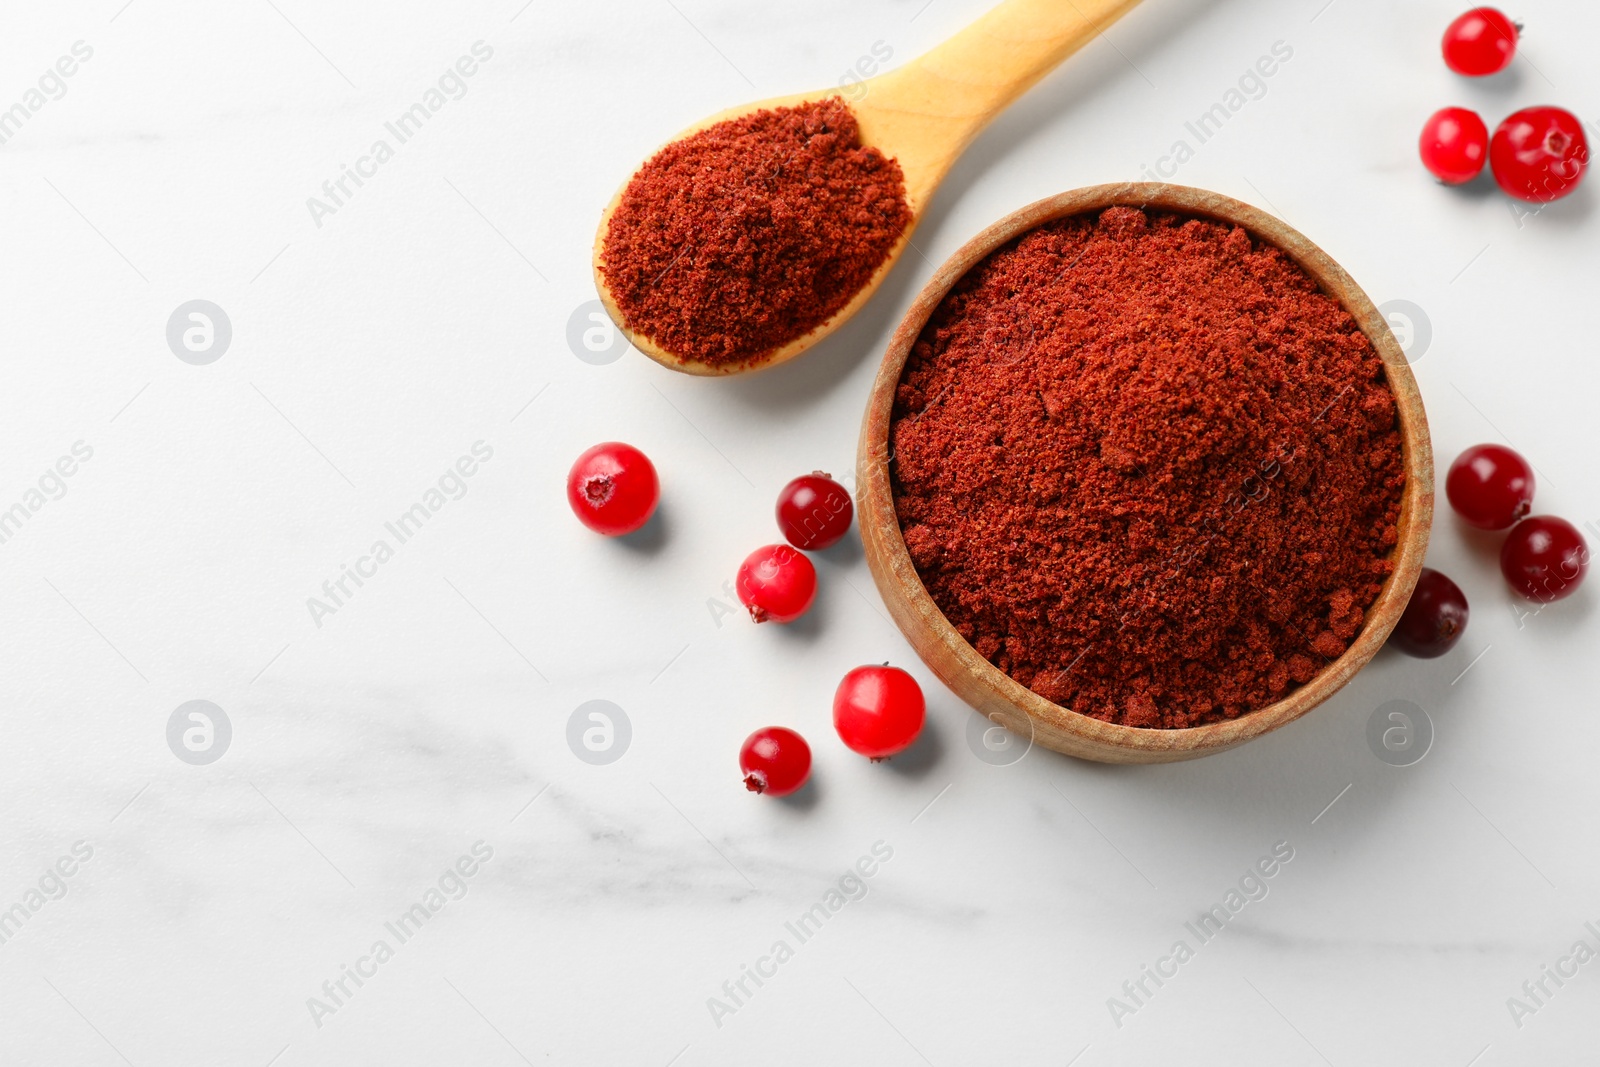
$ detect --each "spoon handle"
[860,0,1145,207]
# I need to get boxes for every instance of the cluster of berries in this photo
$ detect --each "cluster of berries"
[1418,9,1588,202]
[1391,442,1588,658]
[565,444,927,798]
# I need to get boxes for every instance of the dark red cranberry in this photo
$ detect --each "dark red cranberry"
[1389,568,1470,658]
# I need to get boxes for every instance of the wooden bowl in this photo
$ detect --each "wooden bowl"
[856,182,1434,764]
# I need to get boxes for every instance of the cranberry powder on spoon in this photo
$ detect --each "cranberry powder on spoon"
[599,97,912,368]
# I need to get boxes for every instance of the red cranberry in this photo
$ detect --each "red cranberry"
[1490,106,1589,203]
[1441,7,1518,76]
[833,665,926,760]
[566,442,659,536]
[776,471,854,550]
[740,727,812,796]
[1501,517,1589,602]
[735,544,817,623]
[1389,568,1470,658]
[1446,443,1535,530]
[1419,107,1489,185]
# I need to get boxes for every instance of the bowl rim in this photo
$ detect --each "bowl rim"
[855,181,1435,763]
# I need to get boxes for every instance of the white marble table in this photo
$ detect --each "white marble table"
[2,0,1597,1063]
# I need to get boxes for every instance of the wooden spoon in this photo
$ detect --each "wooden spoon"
[592,0,1145,376]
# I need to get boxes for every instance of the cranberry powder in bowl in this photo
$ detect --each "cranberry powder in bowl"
[889,206,1406,729]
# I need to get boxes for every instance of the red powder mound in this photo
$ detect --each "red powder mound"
[890,207,1405,729]
[599,97,912,367]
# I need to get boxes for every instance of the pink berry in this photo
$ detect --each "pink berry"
[1446,443,1535,530]
[566,442,659,536]
[736,544,817,623]
[776,471,854,551]
[1442,7,1518,76]
[740,727,811,796]
[833,665,926,760]
[1501,517,1589,602]
[1490,106,1589,203]
[1389,568,1470,658]
[1419,107,1489,185]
